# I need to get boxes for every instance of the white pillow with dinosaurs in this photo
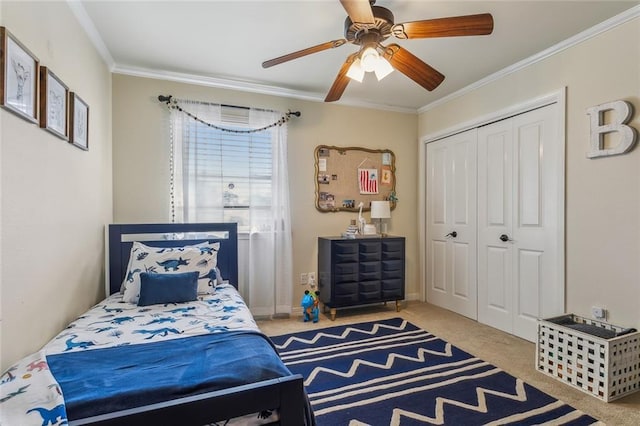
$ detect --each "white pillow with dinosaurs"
[122,241,219,303]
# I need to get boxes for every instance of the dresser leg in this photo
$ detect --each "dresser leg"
[395,300,401,312]
[330,308,336,321]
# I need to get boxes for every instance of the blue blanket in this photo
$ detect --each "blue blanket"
[47,331,291,420]
[2,286,313,425]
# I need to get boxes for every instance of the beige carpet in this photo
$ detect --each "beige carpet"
[257,301,640,426]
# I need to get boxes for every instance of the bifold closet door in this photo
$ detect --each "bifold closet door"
[477,103,563,342]
[425,129,477,320]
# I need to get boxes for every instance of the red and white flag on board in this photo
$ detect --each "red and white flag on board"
[358,168,379,194]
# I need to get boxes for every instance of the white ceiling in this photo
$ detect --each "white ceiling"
[77,1,639,112]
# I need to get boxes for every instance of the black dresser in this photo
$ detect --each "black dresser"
[317,236,405,320]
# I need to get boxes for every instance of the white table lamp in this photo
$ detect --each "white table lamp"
[370,201,391,236]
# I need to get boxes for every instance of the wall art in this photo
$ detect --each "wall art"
[69,92,89,150]
[39,66,68,140]
[0,27,39,123]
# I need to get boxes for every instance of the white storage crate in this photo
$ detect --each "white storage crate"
[536,314,640,402]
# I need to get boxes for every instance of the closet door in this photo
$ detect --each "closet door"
[426,129,477,319]
[477,120,514,334]
[477,104,563,341]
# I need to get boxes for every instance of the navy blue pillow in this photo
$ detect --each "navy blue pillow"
[137,272,199,306]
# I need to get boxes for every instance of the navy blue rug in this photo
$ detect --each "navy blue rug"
[270,317,600,426]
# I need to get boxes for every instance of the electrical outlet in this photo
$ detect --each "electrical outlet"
[591,306,606,320]
[300,273,308,285]
[308,272,316,284]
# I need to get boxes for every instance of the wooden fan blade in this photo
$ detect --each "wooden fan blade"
[325,53,358,102]
[382,44,444,91]
[262,39,347,68]
[340,0,375,25]
[392,13,494,39]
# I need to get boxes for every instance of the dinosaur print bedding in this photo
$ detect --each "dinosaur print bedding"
[0,283,291,425]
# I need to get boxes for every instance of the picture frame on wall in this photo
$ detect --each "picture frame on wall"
[69,92,89,150]
[39,66,69,140]
[0,26,39,123]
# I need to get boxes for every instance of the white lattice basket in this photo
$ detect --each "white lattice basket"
[536,314,640,402]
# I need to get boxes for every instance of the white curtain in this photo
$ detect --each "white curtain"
[248,108,293,315]
[169,100,293,315]
[170,100,222,223]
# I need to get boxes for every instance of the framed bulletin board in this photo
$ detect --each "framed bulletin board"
[314,145,397,212]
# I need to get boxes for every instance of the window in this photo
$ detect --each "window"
[177,106,273,232]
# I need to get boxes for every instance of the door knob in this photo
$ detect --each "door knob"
[499,234,512,242]
[445,231,458,238]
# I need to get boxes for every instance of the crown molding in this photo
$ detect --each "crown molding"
[418,5,640,114]
[111,64,417,114]
[67,0,115,70]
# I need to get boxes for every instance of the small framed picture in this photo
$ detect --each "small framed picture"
[39,67,68,140]
[382,152,391,165]
[0,26,39,123]
[69,92,89,150]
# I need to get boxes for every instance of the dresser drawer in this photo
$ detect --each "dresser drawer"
[333,241,358,254]
[360,290,382,302]
[333,294,359,306]
[359,241,381,262]
[334,282,358,306]
[335,252,358,263]
[382,270,402,280]
[335,263,358,275]
[382,259,403,272]
[382,240,404,260]
[359,281,380,294]
[382,287,403,298]
[334,282,358,296]
[359,241,381,253]
[359,261,381,274]
[335,273,358,284]
[382,279,403,291]
[333,241,358,263]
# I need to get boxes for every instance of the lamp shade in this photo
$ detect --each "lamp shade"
[370,201,391,219]
[346,58,364,82]
[374,57,394,81]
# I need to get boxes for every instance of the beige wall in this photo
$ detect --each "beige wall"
[418,17,640,327]
[0,1,112,370]
[111,74,420,314]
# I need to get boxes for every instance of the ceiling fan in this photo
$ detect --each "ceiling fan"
[262,0,494,102]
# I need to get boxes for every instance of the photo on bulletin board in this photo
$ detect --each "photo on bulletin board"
[314,145,396,213]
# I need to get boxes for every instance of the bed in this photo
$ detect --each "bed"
[0,223,313,426]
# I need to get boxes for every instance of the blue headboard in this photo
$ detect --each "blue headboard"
[107,223,238,296]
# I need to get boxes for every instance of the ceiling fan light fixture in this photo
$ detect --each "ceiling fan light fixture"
[360,46,380,72]
[263,2,495,103]
[346,58,365,82]
[374,57,393,81]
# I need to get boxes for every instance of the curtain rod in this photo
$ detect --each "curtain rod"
[157,95,301,117]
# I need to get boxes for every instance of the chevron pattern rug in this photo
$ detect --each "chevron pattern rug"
[270,317,600,426]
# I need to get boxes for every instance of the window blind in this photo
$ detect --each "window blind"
[182,106,273,231]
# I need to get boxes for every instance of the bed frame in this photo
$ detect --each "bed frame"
[70,223,308,426]
[106,222,240,296]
